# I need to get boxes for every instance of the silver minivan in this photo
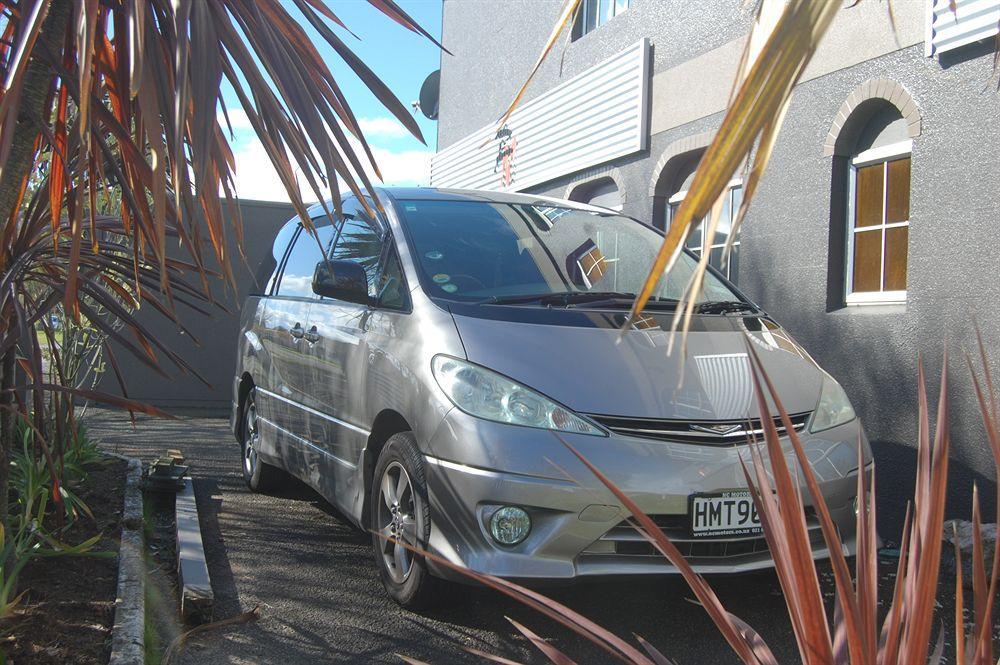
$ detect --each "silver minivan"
[232,187,869,607]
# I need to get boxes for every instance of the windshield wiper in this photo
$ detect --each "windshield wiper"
[695,300,759,314]
[483,291,679,309]
[541,291,637,306]
[481,291,630,306]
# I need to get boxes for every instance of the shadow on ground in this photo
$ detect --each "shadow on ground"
[90,409,983,664]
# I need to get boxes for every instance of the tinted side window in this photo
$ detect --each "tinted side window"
[377,246,408,310]
[276,222,337,299]
[330,217,382,298]
[259,221,298,295]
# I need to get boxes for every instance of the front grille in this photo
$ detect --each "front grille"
[583,510,821,561]
[588,412,811,446]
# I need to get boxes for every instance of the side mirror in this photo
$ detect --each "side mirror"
[312,259,369,304]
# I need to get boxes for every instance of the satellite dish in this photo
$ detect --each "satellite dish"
[418,70,440,121]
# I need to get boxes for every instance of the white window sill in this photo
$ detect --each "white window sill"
[845,299,907,307]
[845,290,906,306]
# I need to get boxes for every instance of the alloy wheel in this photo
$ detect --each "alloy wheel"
[376,461,418,583]
[243,395,260,477]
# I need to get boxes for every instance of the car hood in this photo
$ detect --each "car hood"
[449,306,824,421]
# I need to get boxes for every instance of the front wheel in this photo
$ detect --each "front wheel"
[371,432,441,608]
[240,387,287,492]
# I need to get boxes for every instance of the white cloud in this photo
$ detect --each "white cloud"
[356,116,411,140]
[226,133,432,203]
[368,144,433,186]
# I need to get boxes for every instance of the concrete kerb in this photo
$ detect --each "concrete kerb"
[108,455,145,665]
[176,477,215,623]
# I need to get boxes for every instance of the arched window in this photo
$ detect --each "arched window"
[825,80,919,308]
[569,177,623,210]
[653,149,743,283]
[844,105,911,304]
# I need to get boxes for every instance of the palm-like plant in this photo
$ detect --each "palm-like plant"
[0,0,442,524]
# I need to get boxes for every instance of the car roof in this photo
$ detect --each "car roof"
[305,187,619,218]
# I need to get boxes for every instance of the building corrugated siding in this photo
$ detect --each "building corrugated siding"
[430,39,649,192]
[926,0,1000,56]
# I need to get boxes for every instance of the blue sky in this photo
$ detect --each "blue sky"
[222,1,444,201]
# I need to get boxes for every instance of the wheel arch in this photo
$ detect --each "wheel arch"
[234,372,255,441]
[362,409,413,527]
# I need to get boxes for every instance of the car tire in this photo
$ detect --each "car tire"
[371,432,441,608]
[239,386,287,492]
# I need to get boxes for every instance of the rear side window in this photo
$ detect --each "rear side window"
[276,222,337,299]
[260,221,298,295]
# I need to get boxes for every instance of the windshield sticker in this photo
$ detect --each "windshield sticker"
[441,283,458,293]
[425,250,444,260]
[432,273,450,284]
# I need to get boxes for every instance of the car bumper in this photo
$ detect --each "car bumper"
[422,409,868,582]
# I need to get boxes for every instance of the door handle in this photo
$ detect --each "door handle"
[290,322,304,339]
[304,325,320,344]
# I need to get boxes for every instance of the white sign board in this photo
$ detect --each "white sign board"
[430,39,650,192]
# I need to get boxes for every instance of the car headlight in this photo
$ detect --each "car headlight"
[431,355,606,436]
[808,373,856,433]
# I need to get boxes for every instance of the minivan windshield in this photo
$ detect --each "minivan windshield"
[395,199,741,305]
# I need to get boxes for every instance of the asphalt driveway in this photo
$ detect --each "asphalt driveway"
[91,410,818,664]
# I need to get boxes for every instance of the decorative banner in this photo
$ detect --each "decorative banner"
[431,39,650,192]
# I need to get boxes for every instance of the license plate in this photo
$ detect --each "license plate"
[689,490,762,538]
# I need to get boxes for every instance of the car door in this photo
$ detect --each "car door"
[258,218,338,445]
[306,199,386,470]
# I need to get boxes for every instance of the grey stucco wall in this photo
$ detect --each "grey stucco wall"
[437,1,1000,519]
[96,199,293,413]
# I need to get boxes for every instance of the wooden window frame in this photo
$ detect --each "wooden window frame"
[845,139,912,306]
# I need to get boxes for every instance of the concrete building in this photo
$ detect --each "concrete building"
[96,199,293,413]
[432,0,1000,519]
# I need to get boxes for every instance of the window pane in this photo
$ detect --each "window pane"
[261,222,298,294]
[709,246,725,277]
[884,225,908,291]
[583,0,597,34]
[331,218,382,297]
[886,157,910,224]
[685,221,703,250]
[397,200,741,303]
[713,188,734,245]
[666,201,679,230]
[855,163,884,228]
[708,245,738,282]
[615,0,629,15]
[852,229,882,292]
[277,224,337,298]
[598,0,613,25]
[729,243,740,285]
[377,248,408,310]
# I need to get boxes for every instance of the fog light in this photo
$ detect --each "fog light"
[490,506,531,545]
